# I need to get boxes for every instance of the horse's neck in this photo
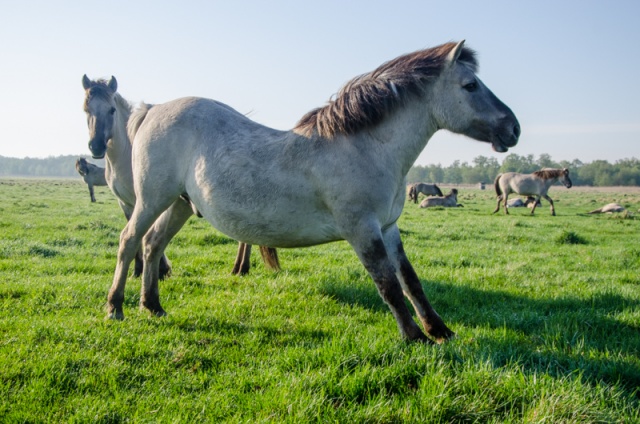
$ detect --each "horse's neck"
[106,94,133,176]
[367,97,438,178]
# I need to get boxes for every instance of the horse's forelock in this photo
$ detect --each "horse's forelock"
[294,42,476,139]
[83,80,115,111]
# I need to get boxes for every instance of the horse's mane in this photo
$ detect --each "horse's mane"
[294,42,477,139]
[532,168,568,179]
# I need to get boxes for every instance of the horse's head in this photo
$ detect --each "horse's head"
[75,158,88,176]
[431,41,520,154]
[561,168,572,188]
[82,74,118,159]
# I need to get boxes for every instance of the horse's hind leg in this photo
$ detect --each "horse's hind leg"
[140,199,193,316]
[260,246,280,271]
[107,205,163,319]
[383,225,454,343]
[493,195,502,214]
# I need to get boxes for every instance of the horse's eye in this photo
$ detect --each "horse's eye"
[463,82,478,92]
[109,107,116,115]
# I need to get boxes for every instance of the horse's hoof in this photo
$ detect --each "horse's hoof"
[428,326,455,344]
[106,309,125,320]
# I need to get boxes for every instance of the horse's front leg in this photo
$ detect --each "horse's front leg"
[140,199,193,316]
[349,227,430,342]
[89,184,96,203]
[232,243,251,275]
[542,195,555,216]
[529,195,542,215]
[383,225,454,343]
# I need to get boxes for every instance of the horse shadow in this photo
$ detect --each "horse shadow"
[319,278,640,395]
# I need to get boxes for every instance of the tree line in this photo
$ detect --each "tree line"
[1,153,639,186]
[0,155,105,178]
[407,153,640,186]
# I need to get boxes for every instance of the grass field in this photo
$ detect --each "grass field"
[1,178,639,423]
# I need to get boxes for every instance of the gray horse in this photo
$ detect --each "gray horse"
[101,41,519,344]
[419,189,460,208]
[493,168,572,216]
[82,76,279,276]
[407,183,443,203]
[75,158,107,202]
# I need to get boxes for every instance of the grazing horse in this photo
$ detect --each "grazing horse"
[419,189,459,208]
[493,168,572,216]
[81,76,279,276]
[103,41,519,343]
[75,158,107,202]
[407,183,443,203]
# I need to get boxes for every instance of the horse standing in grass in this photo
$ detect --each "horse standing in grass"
[103,41,519,343]
[407,183,443,203]
[493,168,572,216]
[75,158,107,202]
[81,76,279,276]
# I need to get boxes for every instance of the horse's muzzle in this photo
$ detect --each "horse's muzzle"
[492,120,520,153]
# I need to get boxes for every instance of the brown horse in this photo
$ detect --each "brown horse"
[493,168,572,216]
[75,158,107,202]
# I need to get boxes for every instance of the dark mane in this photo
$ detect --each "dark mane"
[532,168,568,180]
[294,42,477,139]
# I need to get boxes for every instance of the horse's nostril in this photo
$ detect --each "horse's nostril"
[513,124,521,138]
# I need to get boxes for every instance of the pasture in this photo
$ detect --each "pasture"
[1,178,639,422]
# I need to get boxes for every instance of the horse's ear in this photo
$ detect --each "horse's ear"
[107,76,118,92]
[82,74,91,90]
[446,40,466,65]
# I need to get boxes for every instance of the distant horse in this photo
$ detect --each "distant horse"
[420,189,460,208]
[81,76,279,276]
[101,41,519,343]
[75,158,107,202]
[588,203,625,214]
[493,168,572,216]
[506,196,539,208]
[407,183,443,203]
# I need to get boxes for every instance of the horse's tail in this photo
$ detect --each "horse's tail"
[259,246,281,271]
[493,174,503,196]
[127,102,154,142]
[408,185,416,203]
[433,184,443,197]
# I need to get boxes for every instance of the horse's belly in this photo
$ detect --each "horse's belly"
[199,204,341,248]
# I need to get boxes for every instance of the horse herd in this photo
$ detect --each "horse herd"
[79,40,602,343]
[405,167,574,215]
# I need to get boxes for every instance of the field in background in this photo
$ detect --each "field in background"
[1,179,639,422]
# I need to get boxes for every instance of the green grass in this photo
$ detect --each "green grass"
[1,179,639,423]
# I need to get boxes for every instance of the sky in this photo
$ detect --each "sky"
[1,0,638,166]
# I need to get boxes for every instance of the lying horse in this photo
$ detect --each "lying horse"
[420,189,459,208]
[102,41,519,343]
[588,203,625,214]
[407,183,443,203]
[506,196,539,208]
[82,76,279,276]
[493,168,572,216]
[75,158,107,202]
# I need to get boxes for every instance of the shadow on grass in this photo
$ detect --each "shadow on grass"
[319,278,640,395]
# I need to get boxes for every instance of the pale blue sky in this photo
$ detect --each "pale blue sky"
[1,0,638,166]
